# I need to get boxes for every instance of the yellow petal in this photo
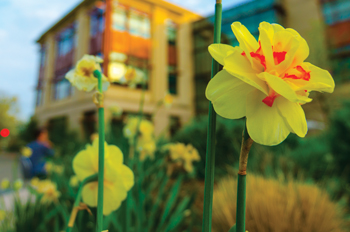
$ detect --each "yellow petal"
[231,22,262,72]
[259,25,275,71]
[300,63,335,93]
[118,165,134,191]
[259,22,275,43]
[231,22,259,53]
[73,149,96,181]
[246,89,290,146]
[258,72,311,104]
[224,51,269,95]
[275,97,308,137]
[285,28,309,67]
[206,70,254,119]
[103,181,127,215]
[208,44,236,65]
[82,182,98,207]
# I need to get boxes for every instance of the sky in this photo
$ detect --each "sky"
[0,0,249,122]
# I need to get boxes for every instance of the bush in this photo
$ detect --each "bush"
[212,174,349,232]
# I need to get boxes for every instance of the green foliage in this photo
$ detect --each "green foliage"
[329,101,350,180]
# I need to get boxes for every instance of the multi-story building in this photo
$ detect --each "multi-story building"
[34,0,201,139]
[320,0,350,99]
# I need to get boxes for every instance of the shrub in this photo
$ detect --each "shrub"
[212,174,349,232]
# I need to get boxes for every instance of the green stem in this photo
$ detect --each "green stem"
[235,124,253,232]
[66,174,98,232]
[93,70,105,232]
[202,1,222,232]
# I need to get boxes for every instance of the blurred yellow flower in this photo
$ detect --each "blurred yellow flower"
[206,22,335,146]
[72,139,134,215]
[123,117,154,143]
[66,55,110,92]
[30,177,40,187]
[1,178,10,190]
[163,92,174,108]
[0,210,5,222]
[137,136,156,161]
[21,146,32,157]
[54,165,64,175]
[90,133,99,142]
[45,162,53,173]
[109,104,123,118]
[13,179,23,191]
[35,180,61,204]
[121,66,145,88]
[165,143,201,173]
[69,175,80,187]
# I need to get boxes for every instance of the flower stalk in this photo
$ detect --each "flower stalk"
[236,124,253,232]
[93,70,105,232]
[66,174,98,232]
[202,1,222,232]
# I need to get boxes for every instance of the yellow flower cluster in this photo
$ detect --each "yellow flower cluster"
[109,104,123,118]
[13,179,23,191]
[66,55,110,92]
[31,178,61,204]
[164,143,201,174]
[163,92,174,108]
[1,178,10,190]
[73,139,134,215]
[69,175,80,188]
[0,210,5,222]
[21,146,33,158]
[123,117,156,161]
[45,162,64,175]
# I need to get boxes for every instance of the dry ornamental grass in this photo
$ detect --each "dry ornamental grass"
[212,175,349,232]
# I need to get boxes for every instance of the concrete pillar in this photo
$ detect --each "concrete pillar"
[281,0,330,69]
[151,6,168,135]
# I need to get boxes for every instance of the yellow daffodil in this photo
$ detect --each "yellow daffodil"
[123,117,154,142]
[165,143,201,173]
[90,133,99,142]
[1,178,10,190]
[109,104,123,118]
[45,161,53,173]
[30,177,40,187]
[163,92,174,108]
[72,139,134,215]
[35,180,61,204]
[13,179,23,191]
[0,210,5,222]
[137,136,156,161]
[206,22,335,146]
[66,55,110,92]
[21,146,32,157]
[54,165,64,175]
[120,66,145,88]
[69,175,80,187]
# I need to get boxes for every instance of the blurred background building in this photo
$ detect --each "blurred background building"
[34,0,200,139]
[34,0,350,139]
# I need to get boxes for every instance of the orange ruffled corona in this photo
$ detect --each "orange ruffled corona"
[206,22,334,146]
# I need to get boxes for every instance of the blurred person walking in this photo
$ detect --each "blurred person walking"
[22,128,54,179]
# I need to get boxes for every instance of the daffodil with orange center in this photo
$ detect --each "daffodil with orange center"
[66,55,110,92]
[72,139,134,215]
[206,22,335,145]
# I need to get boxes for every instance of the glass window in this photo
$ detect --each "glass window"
[56,26,76,57]
[36,89,43,106]
[53,79,72,100]
[167,20,178,95]
[40,46,46,68]
[112,4,127,31]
